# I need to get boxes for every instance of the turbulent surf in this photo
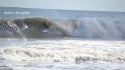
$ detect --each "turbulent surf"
[0,17,125,39]
[0,7,125,70]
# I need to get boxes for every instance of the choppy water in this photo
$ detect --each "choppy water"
[0,38,125,70]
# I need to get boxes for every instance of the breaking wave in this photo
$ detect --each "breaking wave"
[0,17,125,39]
[0,39,125,63]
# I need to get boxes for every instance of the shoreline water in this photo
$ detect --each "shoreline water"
[0,38,125,70]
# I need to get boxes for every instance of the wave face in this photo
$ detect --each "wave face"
[0,17,125,39]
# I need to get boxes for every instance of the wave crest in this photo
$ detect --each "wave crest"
[0,17,125,39]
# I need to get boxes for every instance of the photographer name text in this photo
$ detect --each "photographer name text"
[4,11,30,15]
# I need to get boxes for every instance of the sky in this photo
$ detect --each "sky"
[0,0,125,12]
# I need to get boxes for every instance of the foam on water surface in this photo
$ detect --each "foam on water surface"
[0,38,125,70]
[0,61,125,70]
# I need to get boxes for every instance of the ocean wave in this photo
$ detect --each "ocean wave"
[0,17,125,39]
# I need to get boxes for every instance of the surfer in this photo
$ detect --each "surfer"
[42,22,49,32]
[43,22,49,29]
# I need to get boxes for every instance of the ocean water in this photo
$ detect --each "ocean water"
[0,7,125,70]
[0,38,125,70]
[0,7,125,19]
[1,7,125,39]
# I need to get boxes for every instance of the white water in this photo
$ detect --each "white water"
[0,17,125,70]
[48,17,125,39]
[1,17,125,39]
[0,38,125,70]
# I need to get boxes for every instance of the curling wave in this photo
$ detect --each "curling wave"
[0,17,125,39]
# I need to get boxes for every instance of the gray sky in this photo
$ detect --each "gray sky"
[0,0,125,12]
